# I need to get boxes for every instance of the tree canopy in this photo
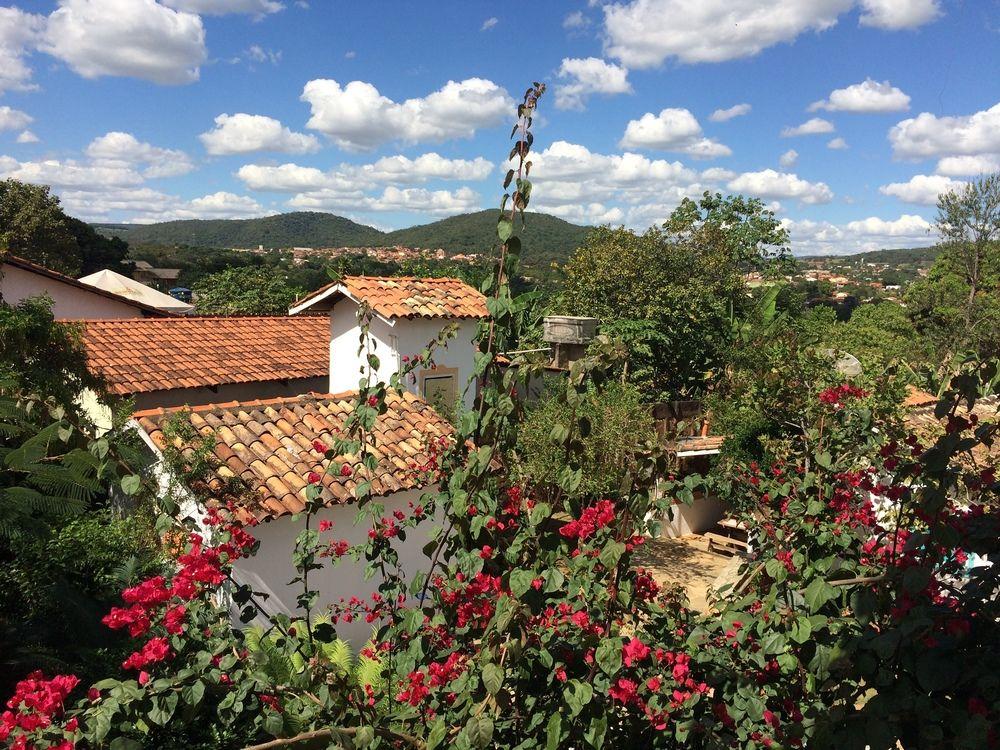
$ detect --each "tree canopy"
[193,266,302,316]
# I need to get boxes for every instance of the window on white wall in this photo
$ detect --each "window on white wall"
[420,366,458,416]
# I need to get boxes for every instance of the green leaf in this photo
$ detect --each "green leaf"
[181,680,205,708]
[815,451,833,469]
[427,719,447,750]
[545,712,563,750]
[465,715,494,749]
[121,474,141,496]
[599,541,626,570]
[790,617,812,644]
[565,679,594,717]
[497,217,513,243]
[804,577,838,613]
[353,726,374,748]
[110,739,143,750]
[482,662,503,695]
[595,639,622,676]
[509,569,536,599]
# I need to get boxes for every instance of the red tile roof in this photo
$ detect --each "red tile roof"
[134,390,453,520]
[292,275,489,319]
[78,316,329,395]
[2,253,174,318]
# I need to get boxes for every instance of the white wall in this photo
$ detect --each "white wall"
[328,300,480,413]
[1,263,145,319]
[231,487,436,646]
[661,493,726,538]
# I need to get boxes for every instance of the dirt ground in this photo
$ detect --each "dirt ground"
[633,535,744,612]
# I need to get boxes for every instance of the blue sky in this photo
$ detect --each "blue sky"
[1,0,998,254]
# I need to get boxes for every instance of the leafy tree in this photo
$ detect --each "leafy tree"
[194,266,302,316]
[0,180,80,274]
[67,216,130,275]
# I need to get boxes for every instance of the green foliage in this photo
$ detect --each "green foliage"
[805,300,932,371]
[0,180,80,274]
[193,265,302,316]
[515,380,656,501]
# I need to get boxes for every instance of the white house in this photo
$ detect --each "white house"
[290,276,489,415]
[129,276,487,644]
[1,254,171,319]
[133,389,452,645]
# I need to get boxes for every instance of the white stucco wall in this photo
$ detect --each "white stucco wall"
[1,263,146,319]
[231,487,437,646]
[328,300,480,413]
[661,493,726,538]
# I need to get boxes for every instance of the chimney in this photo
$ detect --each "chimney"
[543,316,598,370]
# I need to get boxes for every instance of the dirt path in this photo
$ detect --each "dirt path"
[633,535,742,612]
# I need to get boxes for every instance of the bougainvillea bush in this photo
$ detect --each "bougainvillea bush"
[4,84,999,750]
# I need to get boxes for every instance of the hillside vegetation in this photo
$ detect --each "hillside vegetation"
[96,210,593,266]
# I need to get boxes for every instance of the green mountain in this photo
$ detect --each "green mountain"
[384,210,593,264]
[96,212,384,249]
[95,210,593,266]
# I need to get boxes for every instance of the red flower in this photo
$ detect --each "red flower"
[608,678,639,705]
[479,545,493,559]
[122,637,171,671]
[367,395,379,407]
[308,471,322,484]
[623,637,650,667]
[318,520,334,532]
[646,676,662,692]
[340,464,353,477]
[312,440,327,454]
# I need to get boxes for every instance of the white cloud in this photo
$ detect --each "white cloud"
[827,137,849,150]
[480,16,498,31]
[246,45,281,65]
[620,108,731,158]
[781,117,835,137]
[563,11,591,30]
[236,153,493,192]
[0,155,144,188]
[0,107,33,132]
[935,154,1000,177]
[858,0,941,30]
[779,149,799,168]
[601,1,940,68]
[162,0,284,15]
[301,77,512,151]
[60,187,272,223]
[555,57,632,110]
[700,167,736,182]
[86,131,195,178]
[784,213,934,255]
[603,0,853,67]
[709,103,751,122]
[809,78,910,113]
[889,103,1000,160]
[0,7,46,94]
[344,50,356,59]
[199,113,320,156]
[16,130,39,144]
[514,140,707,226]
[727,168,834,204]
[288,185,481,216]
[42,0,206,85]
[879,174,966,205]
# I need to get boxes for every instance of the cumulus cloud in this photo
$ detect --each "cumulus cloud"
[16,130,40,144]
[879,174,966,205]
[199,113,320,155]
[827,137,849,150]
[288,185,481,216]
[709,103,751,122]
[602,0,852,67]
[42,0,207,85]
[601,1,940,68]
[0,7,46,94]
[781,117,835,137]
[58,186,272,223]
[779,149,799,168]
[0,107,33,132]
[784,213,934,255]
[162,0,284,15]
[727,169,834,204]
[301,77,512,151]
[86,131,195,178]
[480,16,498,31]
[555,57,632,110]
[858,0,941,30]
[809,78,910,113]
[889,103,1000,160]
[935,154,1000,177]
[236,153,493,192]
[620,108,731,158]
[0,155,145,188]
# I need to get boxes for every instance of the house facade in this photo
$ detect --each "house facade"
[133,390,452,645]
[290,276,489,415]
[1,254,170,319]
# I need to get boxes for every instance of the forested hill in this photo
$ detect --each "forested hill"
[96,212,384,249]
[96,210,594,265]
[383,210,593,263]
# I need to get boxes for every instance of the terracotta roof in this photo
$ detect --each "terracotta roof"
[903,385,937,408]
[906,395,999,462]
[676,435,726,454]
[133,390,453,520]
[291,275,489,319]
[78,316,329,395]
[1,254,174,318]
